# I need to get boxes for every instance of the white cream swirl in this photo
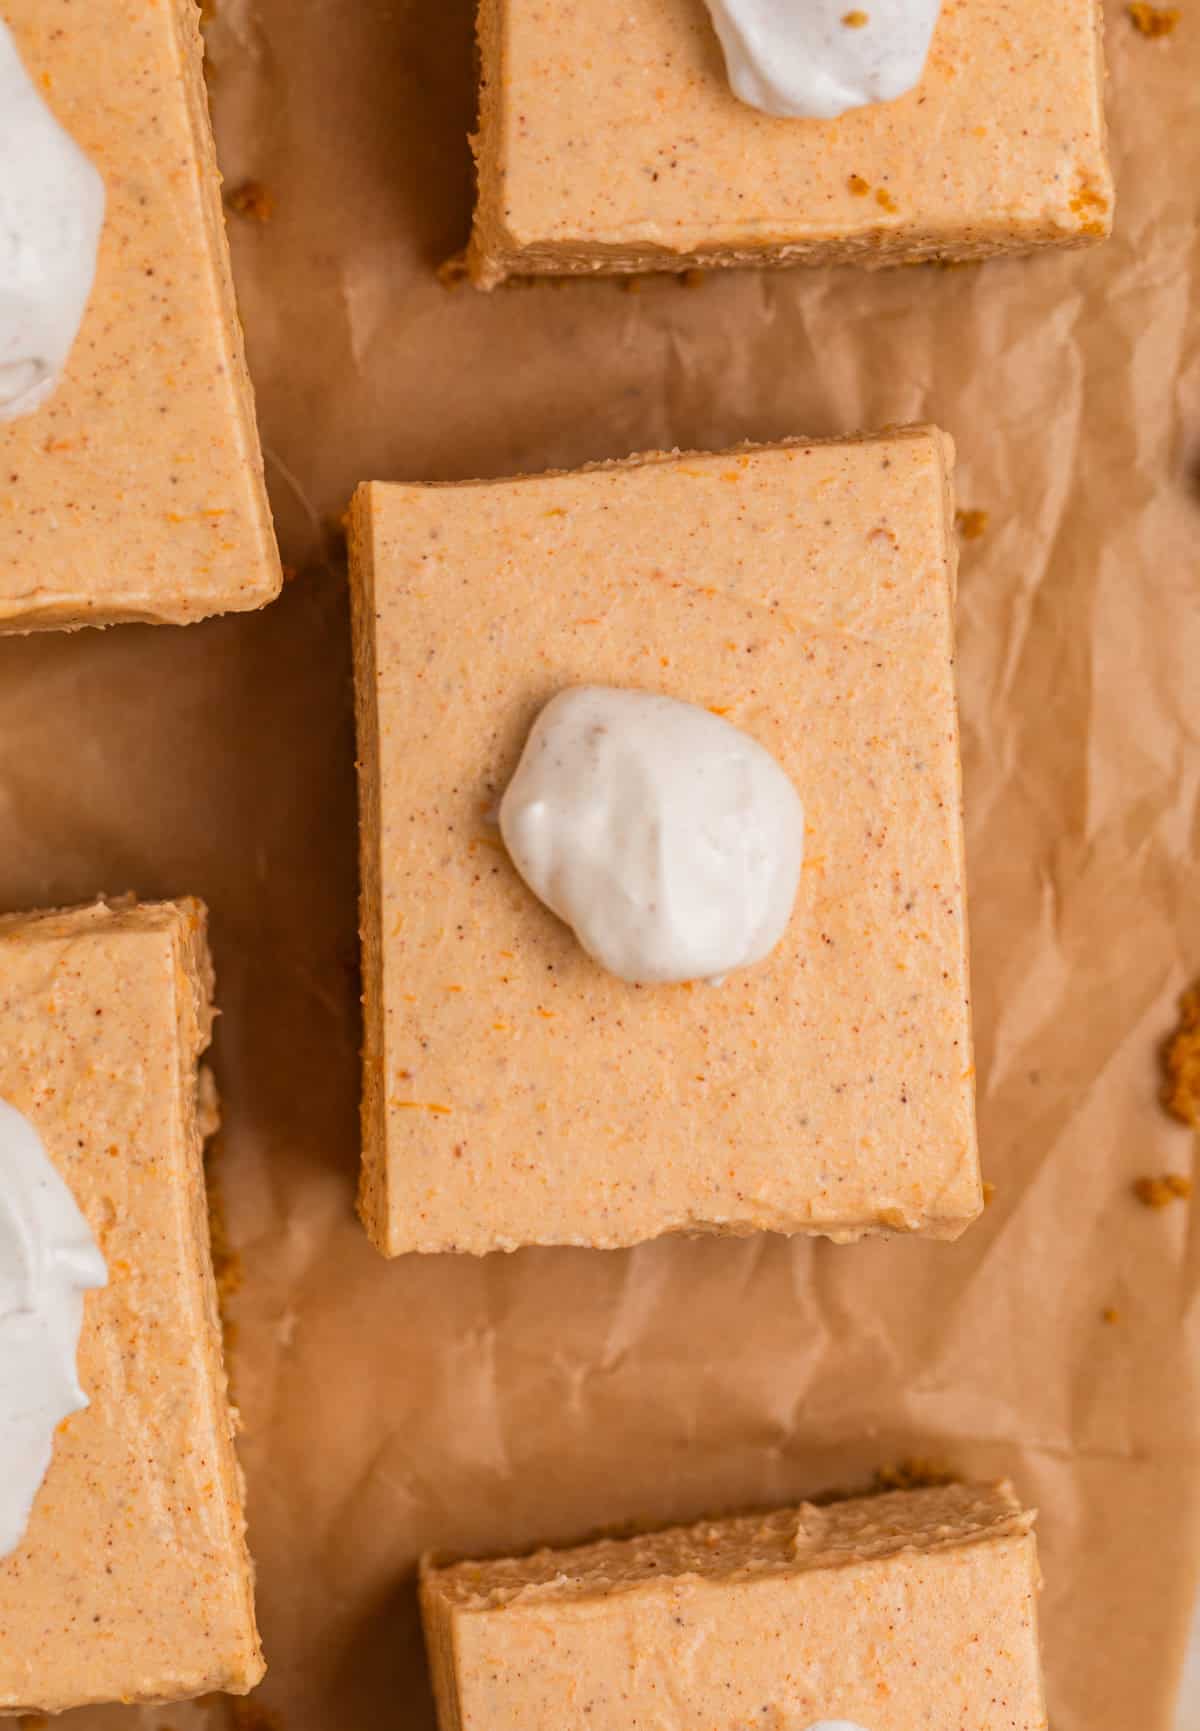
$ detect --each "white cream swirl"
[704,0,941,120]
[0,20,106,421]
[500,686,805,986]
[1,1097,107,1559]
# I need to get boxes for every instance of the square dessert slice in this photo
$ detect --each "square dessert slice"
[470,0,1112,285]
[421,1481,1047,1731]
[0,1,280,630]
[0,899,262,1712]
[350,428,979,1256]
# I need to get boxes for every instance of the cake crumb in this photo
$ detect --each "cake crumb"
[205,1156,244,1310]
[1163,985,1200,1126]
[200,1075,241,1365]
[956,507,990,540]
[225,180,275,223]
[875,187,899,213]
[437,251,470,290]
[842,8,870,24]
[619,275,646,294]
[1101,1306,1121,1324]
[982,1180,996,1205]
[1132,1173,1192,1208]
[1128,2,1180,34]
[814,1456,958,1508]
[872,1457,958,1494]
[1069,180,1110,237]
[1071,183,1109,214]
[197,1064,221,1142]
[678,268,706,288]
[848,173,871,197]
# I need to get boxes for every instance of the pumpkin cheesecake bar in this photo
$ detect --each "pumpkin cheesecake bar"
[0,899,263,1712]
[349,428,980,1256]
[469,0,1112,285]
[421,1480,1047,1730]
[0,1,281,630]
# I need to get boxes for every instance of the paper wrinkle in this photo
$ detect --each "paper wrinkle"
[597,1243,682,1373]
[202,0,270,62]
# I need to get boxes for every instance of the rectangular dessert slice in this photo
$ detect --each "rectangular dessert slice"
[0,1,281,630]
[350,428,979,1256]
[0,898,263,1712]
[421,1481,1047,1731]
[470,0,1112,285]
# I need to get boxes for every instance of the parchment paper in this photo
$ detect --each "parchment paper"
[1,0,1197,1726]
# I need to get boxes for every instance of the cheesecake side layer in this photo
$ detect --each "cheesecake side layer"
[349,489,392,1253]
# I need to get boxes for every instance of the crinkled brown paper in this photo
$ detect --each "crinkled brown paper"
[4,1,1198,1726]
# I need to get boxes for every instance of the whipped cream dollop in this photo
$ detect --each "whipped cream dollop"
[704,0,941,120]
[499,686,804,986]
[0,1097,107,1559]
[0,20,105,422]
